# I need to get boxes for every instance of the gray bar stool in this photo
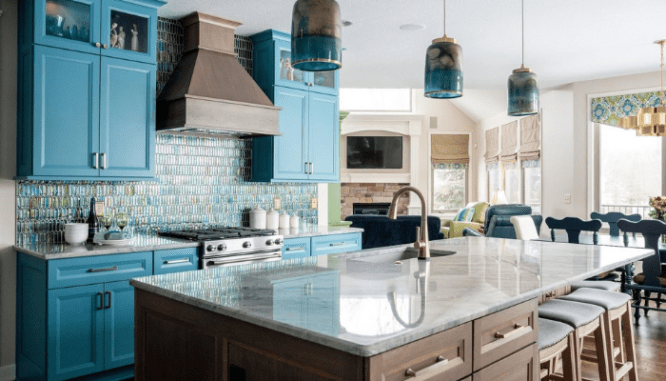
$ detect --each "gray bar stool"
[538,318,576,381]
[570,280,620,292]
[539,299,610,381]
[558,288,637,381]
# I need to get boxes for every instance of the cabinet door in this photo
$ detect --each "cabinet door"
[311,71,339,95]
[48,284,105,380]
[101,0,158,64]
[282,237,311,259]
[33,46,100,177]
[274,87,309,180]
[307,92,339,181]
[100,57,155,177]
[104,280,135,369]
[273,39,312,91]
[35,0,102,55]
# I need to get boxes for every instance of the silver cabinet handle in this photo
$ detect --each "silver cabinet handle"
[95,42,101,48]
[310,162,314,174]
[100,153,107,169]
[163,258,190,265]
[88,266,118,273]
[93,152,99,169]
[329,242,346,247]
[495,323,527,339]
[304,162,309,174]
[286,246,306,251]
[405,356,448,378]
[103,44,108,49]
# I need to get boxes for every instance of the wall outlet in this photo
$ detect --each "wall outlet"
[273,198,281,210]
[95,201,105,215]
[311,197,318,209]
[564,194,571,204]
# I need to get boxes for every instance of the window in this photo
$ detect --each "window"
[504,164,521,203]
[523,162,541,214]
[340,88,412,112]
[432,166,467,212]
[488,165,500,200]
[599,124,661,217]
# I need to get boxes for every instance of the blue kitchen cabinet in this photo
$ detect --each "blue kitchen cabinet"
[281,237,311,260]
[101,0,160,64]
[153,248,199,274]
[282,232,362,259]
[250,30,340,183]
[103,281,135,369]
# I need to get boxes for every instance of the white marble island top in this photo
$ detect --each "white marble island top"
[130,237,653,357]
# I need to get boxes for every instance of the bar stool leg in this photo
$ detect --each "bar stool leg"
[563,334,577,381]
[611,319,625,363]
[601,312,617,381]
[621,301,639,381]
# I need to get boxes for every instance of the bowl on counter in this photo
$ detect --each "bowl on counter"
[64,223,88,245]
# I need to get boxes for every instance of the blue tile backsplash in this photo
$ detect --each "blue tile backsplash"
[16,18,317,245]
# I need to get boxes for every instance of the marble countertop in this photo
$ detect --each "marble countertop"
[279,225,363,239]
[131,237,653,357]
[15,235,198,259]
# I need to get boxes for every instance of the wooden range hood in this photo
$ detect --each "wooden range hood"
[157,12,281,137]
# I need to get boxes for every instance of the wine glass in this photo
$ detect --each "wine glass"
[101,215,114,231]
[116,213,129,237]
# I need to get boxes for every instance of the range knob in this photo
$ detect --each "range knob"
[266,239,274,246]
[206,245,214,252]
[217,244,227,251]
[243,241,252,249]
[275,238,283,245]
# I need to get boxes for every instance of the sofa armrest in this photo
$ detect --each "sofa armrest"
[447,222,483,238]
[463,228,484,237]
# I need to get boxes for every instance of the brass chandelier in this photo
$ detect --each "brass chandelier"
[620,40,666,136]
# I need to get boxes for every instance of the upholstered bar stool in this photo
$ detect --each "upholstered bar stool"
[538,318,576,381]
[538,299,611,381]
[570,281,620,292]
[558,288,637,381]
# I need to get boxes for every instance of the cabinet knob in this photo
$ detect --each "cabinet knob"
[103,44,109,49]
[95,42,101,48]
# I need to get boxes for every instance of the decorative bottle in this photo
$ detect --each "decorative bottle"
[87,197,98,243]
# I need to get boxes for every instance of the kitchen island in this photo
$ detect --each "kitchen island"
[130,237,653,381]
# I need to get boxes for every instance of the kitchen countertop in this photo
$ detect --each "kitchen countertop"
[278,225,363,239]
[130,237,653,357]
[14,235,198,259]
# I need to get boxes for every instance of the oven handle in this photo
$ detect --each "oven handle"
[206,251,282,266]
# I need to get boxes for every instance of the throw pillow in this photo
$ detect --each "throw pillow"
[454,208,467,221]
[462,208,474,222]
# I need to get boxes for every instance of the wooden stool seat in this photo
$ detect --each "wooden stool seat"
[570,281,620,292]
[538,318,576,381]
[539,299,610,381]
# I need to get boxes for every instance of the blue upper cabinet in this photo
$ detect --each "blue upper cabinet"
[18,0,163,180]
[250,30,340,183]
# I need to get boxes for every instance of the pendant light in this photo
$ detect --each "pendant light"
[620,40,666,136]
[291,0,342,71]
[425,0,463,98]
[507,0,539,116]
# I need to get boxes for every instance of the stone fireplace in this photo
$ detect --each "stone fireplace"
[340,183,410,220]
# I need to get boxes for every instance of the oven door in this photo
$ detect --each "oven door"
[202,249,282,269]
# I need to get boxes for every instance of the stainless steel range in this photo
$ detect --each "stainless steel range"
[160,228,284,269]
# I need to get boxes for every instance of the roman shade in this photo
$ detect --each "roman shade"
[500,121,518,163]
[484,127,500,164]
[431,134,469,164]
[519,114,541,160]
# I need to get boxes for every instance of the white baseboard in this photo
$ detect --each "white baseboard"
[0,364,15,381]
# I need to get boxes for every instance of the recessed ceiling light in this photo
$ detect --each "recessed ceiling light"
[342,20,353,27]
[399,24,426,32]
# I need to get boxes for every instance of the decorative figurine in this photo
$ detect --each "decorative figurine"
[284,58,294,81]
[130,24,139,51]
[110,23,118,47]
[117,26,126,49]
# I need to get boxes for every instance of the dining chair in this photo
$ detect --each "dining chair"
[617,218,666,322]
[590,212,641,237]
[510,215,539,240]
[545,217,603,244]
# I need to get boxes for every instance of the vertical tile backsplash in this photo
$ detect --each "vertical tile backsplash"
[16,18,316,245]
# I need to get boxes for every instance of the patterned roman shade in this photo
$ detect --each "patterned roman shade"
[431,134,469,164]
[500,121,518,163]
[484,127,500,164]
[519,114,541,160]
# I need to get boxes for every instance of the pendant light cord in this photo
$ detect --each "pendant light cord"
[443,0,447,36]
[521,0,525,67]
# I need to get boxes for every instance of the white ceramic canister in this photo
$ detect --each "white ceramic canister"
[249,205,267,229]
[279,212,290,229]
[266,208,280,230]
[290,214,300,228]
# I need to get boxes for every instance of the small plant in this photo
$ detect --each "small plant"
[649,196,666,221]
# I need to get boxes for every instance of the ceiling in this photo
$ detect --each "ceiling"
[160,0,666,120]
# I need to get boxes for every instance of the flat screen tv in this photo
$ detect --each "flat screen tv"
[346,136,403,169]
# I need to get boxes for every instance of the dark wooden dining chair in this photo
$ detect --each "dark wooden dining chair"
[617,218,666,322]
[590,211,641,237]
[545,216,603,244]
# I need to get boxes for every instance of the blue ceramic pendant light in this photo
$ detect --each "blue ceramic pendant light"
[425,0,463,98]
[507,0,539,116]
[291,0,342,71]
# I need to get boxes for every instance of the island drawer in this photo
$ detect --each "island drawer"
[473,298,538,371]
[47,252,153,289]
[311,233,362,257]
[472,343,539,381]
[366,322,472,381]
[154,248,199,275]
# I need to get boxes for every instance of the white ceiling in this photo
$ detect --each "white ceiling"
[160,0,666,120]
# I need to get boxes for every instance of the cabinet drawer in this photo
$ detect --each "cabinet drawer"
[282,238,311,260]
[366,322,472,381]
[47,252,152,289]
[473,299,538,371]
[310,233,362,257]
[473,343,539,381]
[154,248,199,275]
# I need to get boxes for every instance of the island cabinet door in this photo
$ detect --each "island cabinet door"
[47,284,105,381]
[365,322,473,381]
[104,280,135,369]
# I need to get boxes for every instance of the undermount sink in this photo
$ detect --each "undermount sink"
[356,247,457,264]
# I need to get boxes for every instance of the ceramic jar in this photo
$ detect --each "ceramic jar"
[266,208,280,230]
[249,206,266,229]
[279,212,290,229]
[290,215,300,228]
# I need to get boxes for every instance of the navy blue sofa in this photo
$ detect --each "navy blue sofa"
[464,204,542,239]
[344,215,445,250]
